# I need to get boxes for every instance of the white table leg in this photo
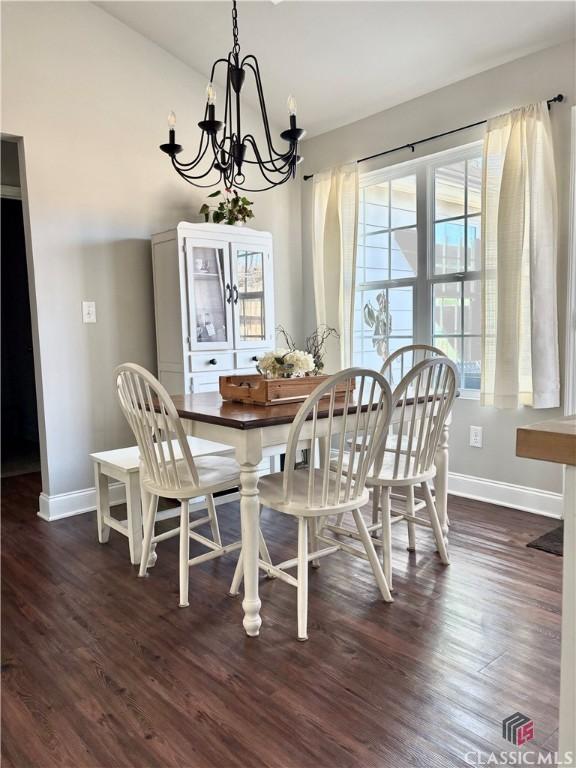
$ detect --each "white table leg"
[126,472,143,566]
[238,447,263,637]
[434,423,450,536]
[94,463,110,544]
[559,465,576,761]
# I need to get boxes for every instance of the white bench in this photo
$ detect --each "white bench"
[90,437,234,565]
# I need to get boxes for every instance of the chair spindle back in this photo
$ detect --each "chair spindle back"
[382,356,458,480]
[283,369,393,510]
[115,363,199,492]
[381,344,446,390]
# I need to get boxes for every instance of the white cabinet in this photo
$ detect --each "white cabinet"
[151,223,274,394]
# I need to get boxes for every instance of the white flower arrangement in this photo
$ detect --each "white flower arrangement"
[257,348,315,378]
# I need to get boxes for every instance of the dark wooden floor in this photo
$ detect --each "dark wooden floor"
[2,473,562,768]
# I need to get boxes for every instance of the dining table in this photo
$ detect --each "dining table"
[169,391,451,637]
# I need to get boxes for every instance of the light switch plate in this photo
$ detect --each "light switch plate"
[82,301,96,323]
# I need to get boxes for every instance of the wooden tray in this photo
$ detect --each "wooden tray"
[219,374,353,406]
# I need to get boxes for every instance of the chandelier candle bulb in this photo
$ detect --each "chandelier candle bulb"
[287,94,297,116]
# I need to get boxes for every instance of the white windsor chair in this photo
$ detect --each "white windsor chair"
[230,368,394,641]
[115,363,243,608]
[369,356,458,588]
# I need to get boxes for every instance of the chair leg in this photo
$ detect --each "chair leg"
[309,517,321,568]
[179,500,190,607]
[371,485,381,537]
[229,527,272,595]
[406,485,416,553]
[422,482,449,565]
[297,517,309,641]
[352,509,393,603]
[206,494,222,547]
[94,463,111,544]
[259,528,273,566]
[126,472,143,565]
[229,549,243,596]
[381,487,392,590]
[139,493,158,577]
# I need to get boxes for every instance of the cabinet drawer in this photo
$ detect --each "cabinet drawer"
[190,352,235,373]
[236,350,264,371]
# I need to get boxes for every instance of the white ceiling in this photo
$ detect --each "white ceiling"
[97,1,575,137]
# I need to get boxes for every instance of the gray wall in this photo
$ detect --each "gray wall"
[301,41,575,494]
[1,1,303,498]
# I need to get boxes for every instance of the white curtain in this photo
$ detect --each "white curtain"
[312,163,359,369]
[481,101,560,409]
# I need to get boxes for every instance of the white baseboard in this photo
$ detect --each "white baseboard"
[38,471,563,523]
[448,472,563,519]
[38,482,127,522]
[37,485,241,522]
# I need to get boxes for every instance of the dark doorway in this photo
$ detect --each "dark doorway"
[1,142,40,477]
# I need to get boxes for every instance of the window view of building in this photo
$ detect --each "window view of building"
[353,146,482,392]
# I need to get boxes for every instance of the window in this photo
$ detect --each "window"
[353,143,483,396]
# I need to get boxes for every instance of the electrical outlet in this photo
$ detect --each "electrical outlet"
[469,425,483,448]
[82,301,96,323]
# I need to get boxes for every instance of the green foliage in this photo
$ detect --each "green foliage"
[199,188,254,225]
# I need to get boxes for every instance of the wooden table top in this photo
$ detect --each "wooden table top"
[170,391,443,431]
[170,392,378,430]
[516,416,576,466]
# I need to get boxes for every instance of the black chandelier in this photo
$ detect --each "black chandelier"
[160,0,305,192]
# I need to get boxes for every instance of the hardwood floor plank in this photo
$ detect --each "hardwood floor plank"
[1,474,562,767]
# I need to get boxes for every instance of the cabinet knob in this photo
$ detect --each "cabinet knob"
[208,358,217,365]
[251,356,258,362]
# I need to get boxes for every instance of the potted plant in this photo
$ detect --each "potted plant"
[199,188,254,226]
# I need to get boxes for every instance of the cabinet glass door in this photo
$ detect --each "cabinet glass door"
[185,241,233,350]
[231,244,272,348]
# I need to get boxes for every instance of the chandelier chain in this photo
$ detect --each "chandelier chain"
[232,0,240,56]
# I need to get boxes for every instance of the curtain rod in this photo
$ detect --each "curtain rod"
[302,94,564,181]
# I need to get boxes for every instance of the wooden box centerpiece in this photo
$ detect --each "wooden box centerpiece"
[219,374,353,406]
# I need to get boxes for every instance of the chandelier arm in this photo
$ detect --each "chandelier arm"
[242,56,290,159]
[173,170,223,188]
[172,130,211,170]
[242,57,279,155]
[174,166,222,186]
[171,142,218,180]
[242,133,295,173]
[221,54,234,150]
[242,135,295,186]
[215,134,234,169]
[211,134,234,175]
[230,170,294,193]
